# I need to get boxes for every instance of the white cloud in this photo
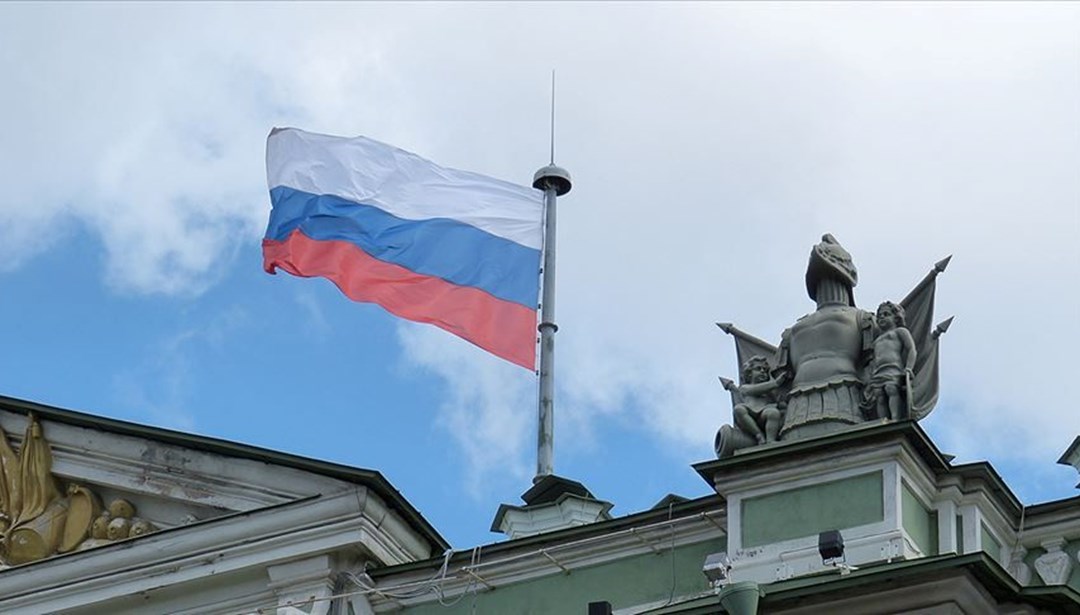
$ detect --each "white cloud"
[1,3,1077,498]
[395,323,534,495]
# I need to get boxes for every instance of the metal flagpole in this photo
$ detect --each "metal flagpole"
[533,71,571,482]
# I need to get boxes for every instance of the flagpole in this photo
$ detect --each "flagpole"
[533,70,571,482]
[533,164,570,482]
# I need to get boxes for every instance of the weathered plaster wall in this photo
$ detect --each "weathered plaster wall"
[740,471,883,548]
[901,481,937,556]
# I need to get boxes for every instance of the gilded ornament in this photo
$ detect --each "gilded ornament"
[0,415,158,565]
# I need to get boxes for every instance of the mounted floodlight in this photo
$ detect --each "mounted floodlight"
[586,601,613,615]
[818,529,858,575]
[818,529,844,562]
[703,552,733,587]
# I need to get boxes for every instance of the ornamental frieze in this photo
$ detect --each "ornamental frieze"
[0,414,156,566]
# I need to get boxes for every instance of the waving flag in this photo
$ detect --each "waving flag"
[263,128,543,369]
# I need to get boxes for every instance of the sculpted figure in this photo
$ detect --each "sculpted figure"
[776,234,874,439]
[863,301,916,420]
[732,356,785,444]
[714,234,952,458]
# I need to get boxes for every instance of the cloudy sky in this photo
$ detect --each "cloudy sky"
[1,3,1077,548]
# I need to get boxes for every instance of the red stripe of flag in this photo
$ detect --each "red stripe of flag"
[263,229,538,369]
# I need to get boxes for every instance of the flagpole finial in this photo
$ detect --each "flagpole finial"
[533,164,572,196]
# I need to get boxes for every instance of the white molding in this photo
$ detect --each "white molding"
[770,571,1006,614]
[0,488,431,614]
[496,496,612,539]
[9,414,345,514]
[1013,506,1080,548]
[267,555,336,615]
[960,505,982,555]
[713,439,909,497]
[935,499,959,555]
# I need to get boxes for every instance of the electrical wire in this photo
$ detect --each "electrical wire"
[245,509,723,614]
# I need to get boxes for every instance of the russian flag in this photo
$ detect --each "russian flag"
[263,128,543,369]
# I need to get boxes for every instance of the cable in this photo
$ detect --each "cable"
[436,545,482,607]
[245,509,723,614]
[664,501,676,606]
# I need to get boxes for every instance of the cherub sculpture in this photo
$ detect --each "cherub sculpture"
[863,301,917,421]
[732,356,786,445]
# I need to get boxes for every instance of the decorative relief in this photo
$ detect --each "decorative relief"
[1034,538,1073,586]
[76,496,157,551]
[0,414,157,566]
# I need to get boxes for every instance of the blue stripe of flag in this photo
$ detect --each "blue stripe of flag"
[265,186,541,309]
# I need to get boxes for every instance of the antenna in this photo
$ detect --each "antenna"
[532,70,571,482]
[549,70,556,165]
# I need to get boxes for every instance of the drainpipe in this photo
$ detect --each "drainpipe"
[717,581,763,615]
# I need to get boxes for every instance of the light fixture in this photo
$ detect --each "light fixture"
[818,529,844,562]
[818,530,858,575]
[703,552,733,587]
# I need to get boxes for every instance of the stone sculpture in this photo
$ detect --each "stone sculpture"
[731,356,785,445]
[715,234,953,458]
[775,234,872,440]
[863,301,917,421]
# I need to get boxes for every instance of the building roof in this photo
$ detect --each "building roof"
[372,492,724,580]
[0,393,450,553]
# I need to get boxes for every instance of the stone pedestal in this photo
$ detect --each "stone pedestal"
[694,422,984,585]
[491,475,613,540]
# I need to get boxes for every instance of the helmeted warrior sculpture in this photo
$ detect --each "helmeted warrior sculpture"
[714,234,953,459]
[776,234,872,439]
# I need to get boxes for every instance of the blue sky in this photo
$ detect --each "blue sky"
[1,3,1077,548]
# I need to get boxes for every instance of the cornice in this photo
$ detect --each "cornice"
[366,503,727,611]
[0,395,449,553]
[0,487,429,614]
